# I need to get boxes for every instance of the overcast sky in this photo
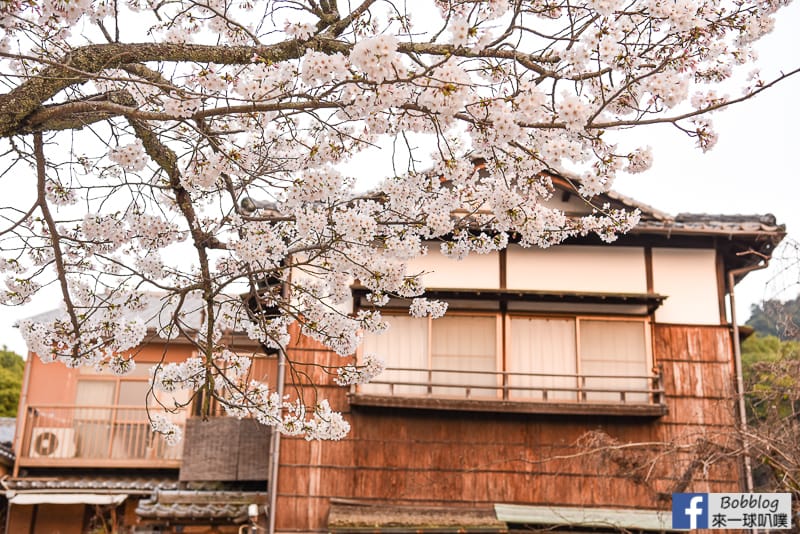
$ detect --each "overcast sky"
[614,1,800,319]
[1,5,798,356]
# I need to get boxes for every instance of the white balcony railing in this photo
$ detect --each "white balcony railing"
[18,405,185,468]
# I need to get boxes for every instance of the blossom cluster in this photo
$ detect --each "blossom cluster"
[109,140,148,172]
[151,415,183,447]
[151,357,206,393]
[335,353,386,386]
[409,298,449,319]
[224,382,350,441]
[349,35,405,83]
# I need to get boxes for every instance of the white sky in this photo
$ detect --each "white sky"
[1,4,799,356]
[614,1,800,319]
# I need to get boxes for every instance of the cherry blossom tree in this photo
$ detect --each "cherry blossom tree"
[0,0,796,441]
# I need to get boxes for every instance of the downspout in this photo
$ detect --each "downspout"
[267,265,290,534]
[242,197,287,534]
[728,257,770,494]
[267,348,285,534]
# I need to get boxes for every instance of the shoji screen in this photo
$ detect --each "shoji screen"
[579,319,649,402]
[361,315,429,395]
[430,315,497,398]
[507,317,577,400]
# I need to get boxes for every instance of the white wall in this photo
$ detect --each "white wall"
[652,248,720,325]
[506,245,647,293]
[392,244,722,326]
[407,245,500,289]
[539,191,594,215]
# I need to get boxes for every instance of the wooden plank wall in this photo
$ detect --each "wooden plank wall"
[275,323,742,532]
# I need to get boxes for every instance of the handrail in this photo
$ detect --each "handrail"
[359,367,665,405]
[370,379,659,394]
[370,366,660,381]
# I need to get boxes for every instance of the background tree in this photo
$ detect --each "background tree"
[741,333,800,498]
[742,295,800,501]
[747,295,800,341]
[0,346,24,417]
[0,0,797,440]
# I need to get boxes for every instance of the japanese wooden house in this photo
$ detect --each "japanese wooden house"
[3,185,786,533]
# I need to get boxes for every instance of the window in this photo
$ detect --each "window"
[507,316,650,402]
[361,313,500,397]
[74,364,188,460]
[508,316,576,401]
[360,311,652,405]
[76,362,189,408]
[432,315,498,396]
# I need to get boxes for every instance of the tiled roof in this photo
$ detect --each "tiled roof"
[5,476,179,493]
[136,490,268,523]
[635,212,785,238]
[0,443,14,466]
[18,292,205,334]
[328,501,507,532]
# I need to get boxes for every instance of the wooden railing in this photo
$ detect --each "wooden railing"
[355,367,666,414]
[18,405,186,468]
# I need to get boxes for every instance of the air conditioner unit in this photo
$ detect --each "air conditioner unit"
[29,427,77,458]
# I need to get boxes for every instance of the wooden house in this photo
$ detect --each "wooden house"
[3,186,786,533]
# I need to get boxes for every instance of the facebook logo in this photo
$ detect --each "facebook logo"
[672,493,709,529]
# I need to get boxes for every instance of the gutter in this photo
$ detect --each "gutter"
[727,254,771,494]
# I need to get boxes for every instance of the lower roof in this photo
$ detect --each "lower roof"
[136,490,268,523]
[327,501,678,533]
[495,503,676,532]
[5,475,179,493]
[328,501,507,533]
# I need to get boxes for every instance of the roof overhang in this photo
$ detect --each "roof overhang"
[4,475,179,493]
[520,171,787,280]
[494,503,677,532]
[7,492,127,506]
[328,501,507,533]
[354,287,666,315]
[327,501,679,533]
[136,490,268,523]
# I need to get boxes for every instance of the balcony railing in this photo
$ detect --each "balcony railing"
[18,405,186,468]
[351,367,667,416]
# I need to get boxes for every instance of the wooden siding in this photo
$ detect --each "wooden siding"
[275,323,742,532]
[33,503,84,534]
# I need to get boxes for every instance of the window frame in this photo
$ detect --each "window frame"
[359,309,654,402]
[505,311,654,381]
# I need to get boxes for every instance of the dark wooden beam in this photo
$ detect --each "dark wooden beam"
[348,394,668,417]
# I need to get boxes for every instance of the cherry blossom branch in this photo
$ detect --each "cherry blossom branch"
[32,132,81,356]
[592,66,800,129]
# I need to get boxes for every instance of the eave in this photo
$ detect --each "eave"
[349,393,668,417]
[353,287,667,315]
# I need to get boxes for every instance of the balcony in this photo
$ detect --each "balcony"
[350,367,667,417]
[17,405,185,468]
